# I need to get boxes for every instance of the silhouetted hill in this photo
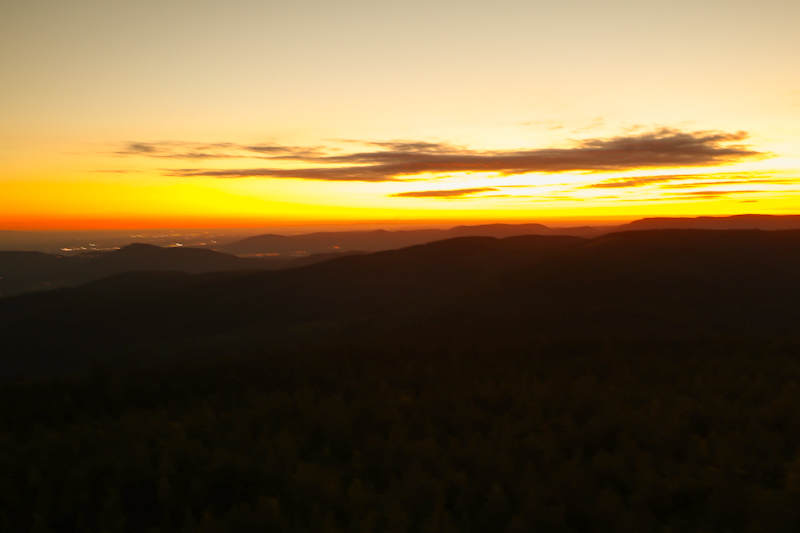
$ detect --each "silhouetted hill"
[279,249,367,268]
[0,250,74,277]
[478,229,800,337]
[3,230,800,381]
[443,223,600,238]
[0,251,90,296]
[0,243,374,298]
[218,223,602,255]
[0,235,582,379]
[619,214,800,231]
[0,243,277,297]
[72,243,267,278]
[217,215,800,257]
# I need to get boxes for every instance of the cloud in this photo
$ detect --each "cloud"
[114,141,327,160]
[583,171,792,189]
[340,140,464,153]
[390,187,499,198]
[583,173,695,188]
[675,190,760,195]
[121,129,768,182]
[124,142,159,154]
[661,179,799,189]
[171,167,407,182]
[669,190,762,199]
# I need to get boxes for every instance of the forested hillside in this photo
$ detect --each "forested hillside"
[4,336,800,532]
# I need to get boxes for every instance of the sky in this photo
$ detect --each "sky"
[2,0,799,230]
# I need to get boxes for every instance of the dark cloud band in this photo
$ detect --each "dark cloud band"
[119,129,768,182]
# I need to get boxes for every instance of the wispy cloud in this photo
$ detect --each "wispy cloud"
[661,179,799,189]
[390,187,499,198]
[583,173,696,188]
[582,171,793,189]
[669,190,763,200]
[114,141,327,160]
[114,128,768,182]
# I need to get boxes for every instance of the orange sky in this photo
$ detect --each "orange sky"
[2,0,799,230]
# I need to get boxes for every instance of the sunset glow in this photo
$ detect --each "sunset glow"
[3,0,799,230]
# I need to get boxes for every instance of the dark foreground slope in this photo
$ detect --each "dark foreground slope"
[5,336,800,533]
[4,230,800,532]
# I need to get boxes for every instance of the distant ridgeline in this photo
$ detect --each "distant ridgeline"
[4,214,800,299]
[0,243,358,298]
[623,214,800,230]
[215,214,800,256]
[2,227,800,380]
[3,225,800,531]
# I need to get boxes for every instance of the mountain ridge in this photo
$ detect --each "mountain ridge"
[3,229,800,381]
[217,214,800,255]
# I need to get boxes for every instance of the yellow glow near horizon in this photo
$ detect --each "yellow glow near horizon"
[2,0,799,230]
[4,164,799,230]
[3,128,798,231]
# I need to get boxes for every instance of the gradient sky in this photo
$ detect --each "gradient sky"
[2,0,799,229]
